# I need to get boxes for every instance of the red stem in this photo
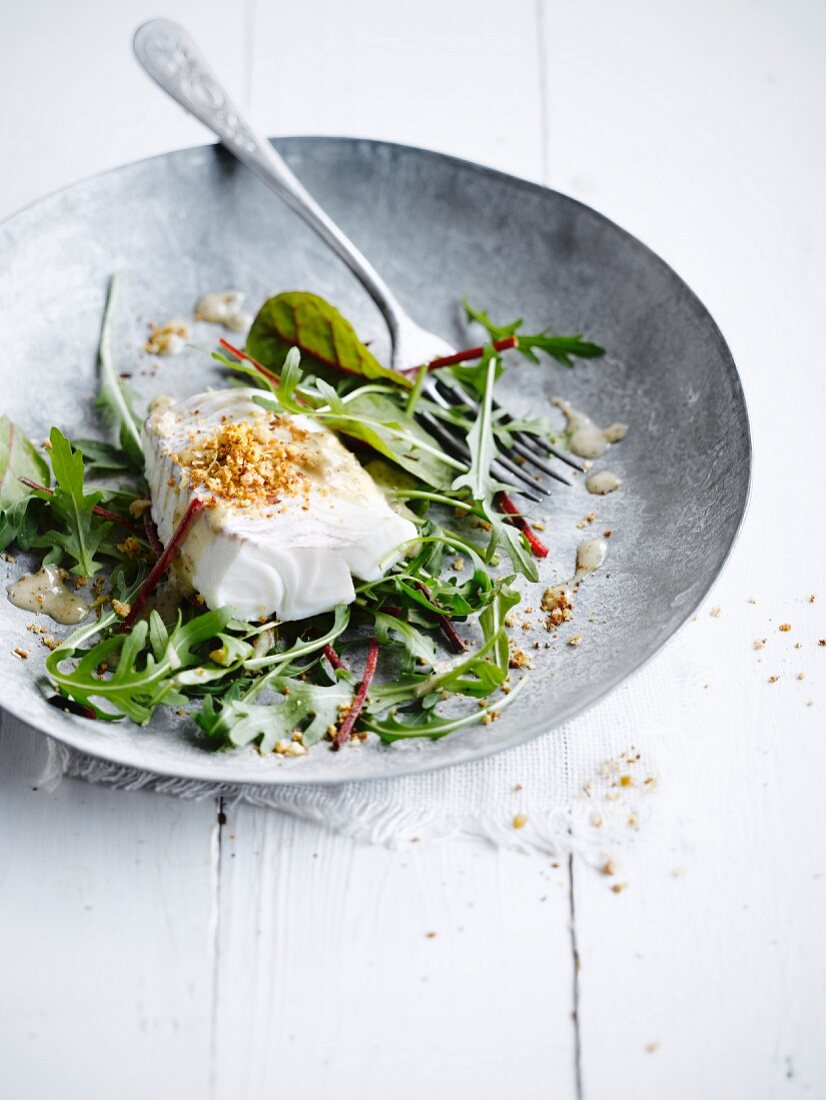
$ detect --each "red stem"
[218,339,283,389]
[498,492,549,558]
[323,643,344,670]
[413,580,467,652]
[143,510,164,559]
[47,694,97,720]
[333,638,379,749]
[20,478,142,535]
[400,335,519,377]
[120,499,205,632]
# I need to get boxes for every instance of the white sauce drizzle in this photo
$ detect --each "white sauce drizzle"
[575,537,609,575]
[195,290,252,333]
[586,470,622,495]
[543,538,609,609]
[7,564,90,625]
[553,398,628,459]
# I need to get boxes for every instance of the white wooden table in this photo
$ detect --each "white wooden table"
[2,2,825,1096]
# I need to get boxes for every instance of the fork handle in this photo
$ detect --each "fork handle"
[133,18,404,347]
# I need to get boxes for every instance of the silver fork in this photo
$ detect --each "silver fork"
[133,19,583,502]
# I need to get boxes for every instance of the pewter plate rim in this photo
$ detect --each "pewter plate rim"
[0,137,752,785]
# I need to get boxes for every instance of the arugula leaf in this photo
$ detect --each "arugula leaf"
[479,582,521,682]
[196,677,352,752]
[451,351,506,501]
[449,353,505,398]
[519,332,605,367]
[334,389,464,490]
[222,340,461,491]
[371,610,437,667]
[368,583,519,708]
[485,509,539,582]
[363,674,527,742]
[490,414,560,449]
[247,291,411,389]
[395,564,493,621]
[0,415,49,550]
[243,604,350,671]
[210,345,307,414]
[44,428,111,576]
[464,299,605,367]
[278,347,305,408]
[46,607,233,723]
[95,273,144,468]
[72,438,132,477]
[438,582,519,698]
[462,302,520,342]
[254,385,462,491]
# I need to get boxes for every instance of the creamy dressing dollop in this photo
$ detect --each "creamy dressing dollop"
[542,538,609,612]
[195,290,252,333]
[7,564,89,625]
[585,470,622,495]
[553,398,628,459]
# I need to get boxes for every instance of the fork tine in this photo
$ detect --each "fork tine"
[510,439,573,486]
[494,455,553,497]
[509,429,585,472]
[425,377,582,475]
[415,411,470,465]
[422,412,550,500]
[416,411,545,503]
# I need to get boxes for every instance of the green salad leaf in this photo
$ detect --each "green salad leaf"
[451,350,505,501]
[252,383,463,491]
[464,299,605,367]
[362,674,527,742]
[197,677,352,752]
[95,273,144,468]
[243,604,350,671]
[371,610,438,668]
[0,414,49,550]
[247,291,411,389]
[325,388,463,490]
[486,510,539,583]
[47,607,233,723]
[72,438,133,477]
[368,583,519,709]
[42,428,111,576]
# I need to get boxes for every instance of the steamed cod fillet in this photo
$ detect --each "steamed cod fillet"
[142,388,417,622]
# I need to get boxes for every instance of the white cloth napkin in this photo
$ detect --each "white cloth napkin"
[40,652,671,860]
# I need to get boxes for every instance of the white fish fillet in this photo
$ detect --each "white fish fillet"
[142,388,416,622]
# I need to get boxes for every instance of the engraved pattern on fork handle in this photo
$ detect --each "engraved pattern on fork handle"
[133,22,259,155]
[133,19,406,354]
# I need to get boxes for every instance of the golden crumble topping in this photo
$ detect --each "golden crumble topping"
[116,536,145,559]
[144,318,191,356]
[508,647,533,670]
[541,585,574,627]
[175,417,314,509]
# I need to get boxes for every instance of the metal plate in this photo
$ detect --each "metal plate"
[0,138,751,784]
